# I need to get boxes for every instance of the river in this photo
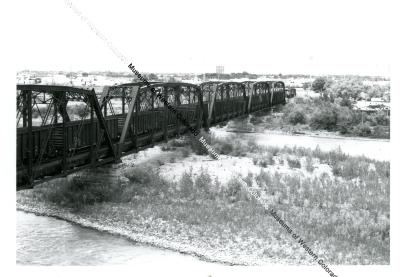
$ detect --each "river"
[213,128,390,161]
[252,132,390,161]
[16,211,221,267]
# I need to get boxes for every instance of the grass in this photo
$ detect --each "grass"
[33,173,122,210]
[30,132,390,264]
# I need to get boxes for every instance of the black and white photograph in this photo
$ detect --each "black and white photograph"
[1,0,399,276]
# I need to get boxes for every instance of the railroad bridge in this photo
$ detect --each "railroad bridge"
[16,81,286,189]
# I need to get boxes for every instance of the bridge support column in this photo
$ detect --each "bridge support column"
[90,105,96,165]
[247,88,253,114]
[62,92,67,172]
[163,88,168,142]
[207,85,217,126]
[26,90,33,187]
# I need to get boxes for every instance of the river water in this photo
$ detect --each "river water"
[213,128,390,161]
[16,211,220,267]
[252,132,390,161]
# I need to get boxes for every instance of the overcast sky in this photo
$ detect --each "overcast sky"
[14,0,393,76]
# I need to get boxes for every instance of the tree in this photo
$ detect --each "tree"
[147,73,159,81]
[302,82,311,90]
[339,97,353,108]
[311,77,328,93]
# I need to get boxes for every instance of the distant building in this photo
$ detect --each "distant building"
[66,72,77,79]
[216,66,224,74]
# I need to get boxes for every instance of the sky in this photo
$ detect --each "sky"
[13,0,394,76]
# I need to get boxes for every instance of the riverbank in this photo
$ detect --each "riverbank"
[214,126,390,161]
[16,195,247,265]
[18,187,303,265]
[17,128,390,265]
[244,96,390,140]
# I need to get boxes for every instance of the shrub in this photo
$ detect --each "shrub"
[169,138,188,147]
[180,147,191,158]
[354,124,372,137]
[123,166,169,197]
[125,166,152,184]
[288,109,307,125]
[371,111,390,126]
[331,159,370,180]
[211,135,247,157]
[287,157,301,168]
[266,146,280,156]
[247,138,263,153]
[188,131,210,155]
[179,171,195,199]
[39,174,122,210]
[258,153,275,167]
[222,178,248,202]
[305,156,314,172]
[372,126,389,139]
[194,170,213,198]
[213,139,234,154]
[310,106,338,130]
[249,116,263,125]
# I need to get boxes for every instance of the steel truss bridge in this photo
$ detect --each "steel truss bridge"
[16,81,286,189]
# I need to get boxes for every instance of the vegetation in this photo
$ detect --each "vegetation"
[311,76,390,101]
[311,77,330,93]
[256,97,390,138]
[30,137,389,264]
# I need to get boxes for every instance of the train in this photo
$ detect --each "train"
[16,80,287,187]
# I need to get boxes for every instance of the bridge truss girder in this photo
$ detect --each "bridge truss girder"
[16,85,116,188]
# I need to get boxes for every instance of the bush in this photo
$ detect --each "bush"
[257,153,275,167]
[354,124,372,137]
[249,116,263,125]
[125,166,152,184]
[287,157,301,168]
[372,126,389,139]
[222,178,248,202]
[179,171,195,199]
[39,175,122,210]
[331,159,370,179]
[310,106,338,130]
[213,139,234,154]
[288,109,307,125]
[305,157,314,172]
[188,131,210,155]
[211,135,247,157]
[180,147,191,158]
[124,166,169,198]
[194,170,213,198]
[169,138,188,147]
[370,111,390,126]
